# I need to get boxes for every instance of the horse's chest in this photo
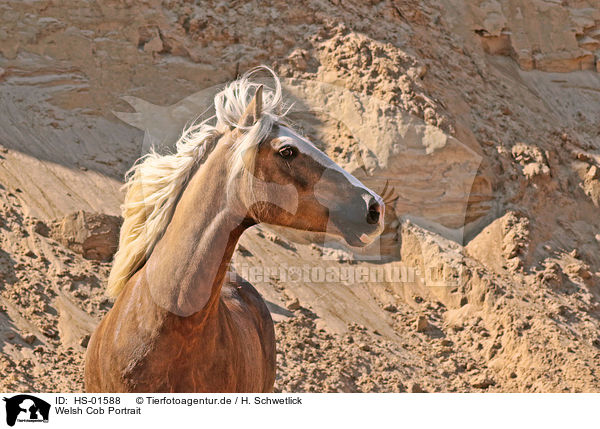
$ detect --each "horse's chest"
[135,283,275,392]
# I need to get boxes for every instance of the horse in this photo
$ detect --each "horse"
[84,67,385,392]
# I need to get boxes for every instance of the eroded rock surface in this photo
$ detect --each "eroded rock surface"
[49,211,121,262]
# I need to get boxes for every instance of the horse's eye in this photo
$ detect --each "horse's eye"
[278,146,296,159]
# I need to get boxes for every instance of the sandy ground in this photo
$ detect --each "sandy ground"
[0,0,599,392]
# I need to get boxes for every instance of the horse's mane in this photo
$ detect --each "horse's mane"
[107,66,286,297]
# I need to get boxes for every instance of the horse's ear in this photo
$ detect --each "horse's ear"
[237,84,263,128]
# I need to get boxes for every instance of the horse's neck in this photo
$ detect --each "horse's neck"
[144,142,248,317]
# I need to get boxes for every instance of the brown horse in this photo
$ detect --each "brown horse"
[84,67,385,392]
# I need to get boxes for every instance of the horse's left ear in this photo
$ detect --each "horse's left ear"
[237,84,263,128]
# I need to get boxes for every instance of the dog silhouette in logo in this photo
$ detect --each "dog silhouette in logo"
[3,395,50,426]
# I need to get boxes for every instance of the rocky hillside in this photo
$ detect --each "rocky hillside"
[0,0,599,392]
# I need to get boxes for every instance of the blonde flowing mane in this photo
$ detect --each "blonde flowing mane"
[107,66,287,297]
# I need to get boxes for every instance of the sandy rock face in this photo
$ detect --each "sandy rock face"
[581,165,600,207]
[466,211,530,272]
[464,0,600,72]
[50,211,122,262]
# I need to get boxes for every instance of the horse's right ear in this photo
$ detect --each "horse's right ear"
[236,85,263,128]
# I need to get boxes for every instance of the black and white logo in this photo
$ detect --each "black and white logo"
[3,395,50,427]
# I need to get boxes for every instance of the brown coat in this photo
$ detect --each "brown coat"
[85,269,275,392]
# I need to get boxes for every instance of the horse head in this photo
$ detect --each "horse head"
[223,71,385,248]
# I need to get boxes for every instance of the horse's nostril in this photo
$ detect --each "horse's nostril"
[366,198,381,225]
